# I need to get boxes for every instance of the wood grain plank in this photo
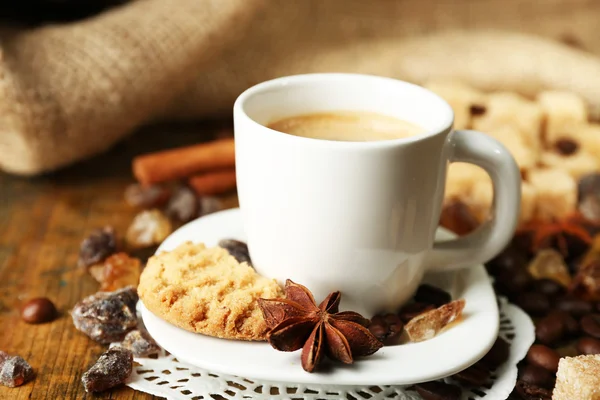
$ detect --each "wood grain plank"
[0,120,231,399]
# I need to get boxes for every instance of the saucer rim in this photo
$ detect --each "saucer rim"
[142,208,499,386]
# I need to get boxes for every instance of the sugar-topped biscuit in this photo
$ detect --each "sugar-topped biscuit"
[138,242,283,341]
[553,355,600,400]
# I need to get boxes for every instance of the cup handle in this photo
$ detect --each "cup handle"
[423,129,521,272]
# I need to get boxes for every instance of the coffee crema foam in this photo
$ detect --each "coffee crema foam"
[267,111,424,142]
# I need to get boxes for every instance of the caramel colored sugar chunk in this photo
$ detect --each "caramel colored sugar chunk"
[405,299,466,342]
[540,150,599,181]
[472,92,543,151]
[553,355,600,400]
[576,123,600,156]
[138,242,283,341]
[485,126,537,171]
[537,90,588,145]
[444,163,488,200]
[528,168,576,220]
[424,80,485,130]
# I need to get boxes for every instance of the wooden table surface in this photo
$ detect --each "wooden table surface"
[0,121,235,399]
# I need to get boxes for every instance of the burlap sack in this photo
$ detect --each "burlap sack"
[3,0,600,175]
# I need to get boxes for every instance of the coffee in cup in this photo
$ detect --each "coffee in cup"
[267,111,424,142]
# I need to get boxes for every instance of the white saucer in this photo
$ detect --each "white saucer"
[142,208,499,386]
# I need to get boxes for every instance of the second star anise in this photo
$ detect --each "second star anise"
[257,280,383,372]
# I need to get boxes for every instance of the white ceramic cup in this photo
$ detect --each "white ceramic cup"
[234,73,520,316]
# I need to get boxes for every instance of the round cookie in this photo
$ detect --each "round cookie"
[138,241,283,341]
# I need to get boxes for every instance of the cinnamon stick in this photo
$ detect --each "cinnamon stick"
[133,138,235,185]
[188,170,237,196]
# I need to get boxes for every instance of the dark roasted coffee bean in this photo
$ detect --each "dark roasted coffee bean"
[535,313,565,345]
[415,381,461,400]
[516,292,550,316]
[486,246,528,277]
[519,364,555,388]
[497,268,533,296]
[555,296,593,317]
[577,336,600,355]
[554,138,579,156]
[368,314,403,344]
[532,278,565,297]
[480,337,510,369]
[548,310,579,337]
[414,284,451,307]
[515,380,552,400]
[218,239,252,265]
[451,362,490,386]
[526,344,560,373]
[398,302,435,323]
[469,104,487,116]
[581,314,600,338]
[21,297,57,324]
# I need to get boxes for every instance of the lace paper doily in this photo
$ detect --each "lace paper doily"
[120,297,533,400]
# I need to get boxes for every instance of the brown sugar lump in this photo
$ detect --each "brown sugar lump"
[138,241,284,341]
[444,163,488,200]
[424,80,486,130]
[553,355,600,400]
[485,126,537,171]
[540,150,599,180]
[472,92,543,152]
[537,91,588,146]
[528,168,577,220]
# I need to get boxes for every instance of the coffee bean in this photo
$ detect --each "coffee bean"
[452,362,490,386]
[547,310,579,337]
[415,381,461,400]
[516,292,550,316]
[555,296,593,317]
[519,364,555,388]
[486,246,528,276]
[526,344,560,373]
[577,336,600,355]
[532,278,565,297]
[496,269,533,297]
[414,284,451,307]
[21,297,57,324]
[554,138,579,156]
[535,313,565,345]
[515,380,552,400]
[480,337,510,369]
[580,314,600,338]
[398,302,435,323]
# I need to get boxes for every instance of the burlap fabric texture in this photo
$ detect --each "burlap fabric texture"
[3,0,600,175]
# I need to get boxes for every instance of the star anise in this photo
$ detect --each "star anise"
[257,280,383,372]
[516,214,597,258]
